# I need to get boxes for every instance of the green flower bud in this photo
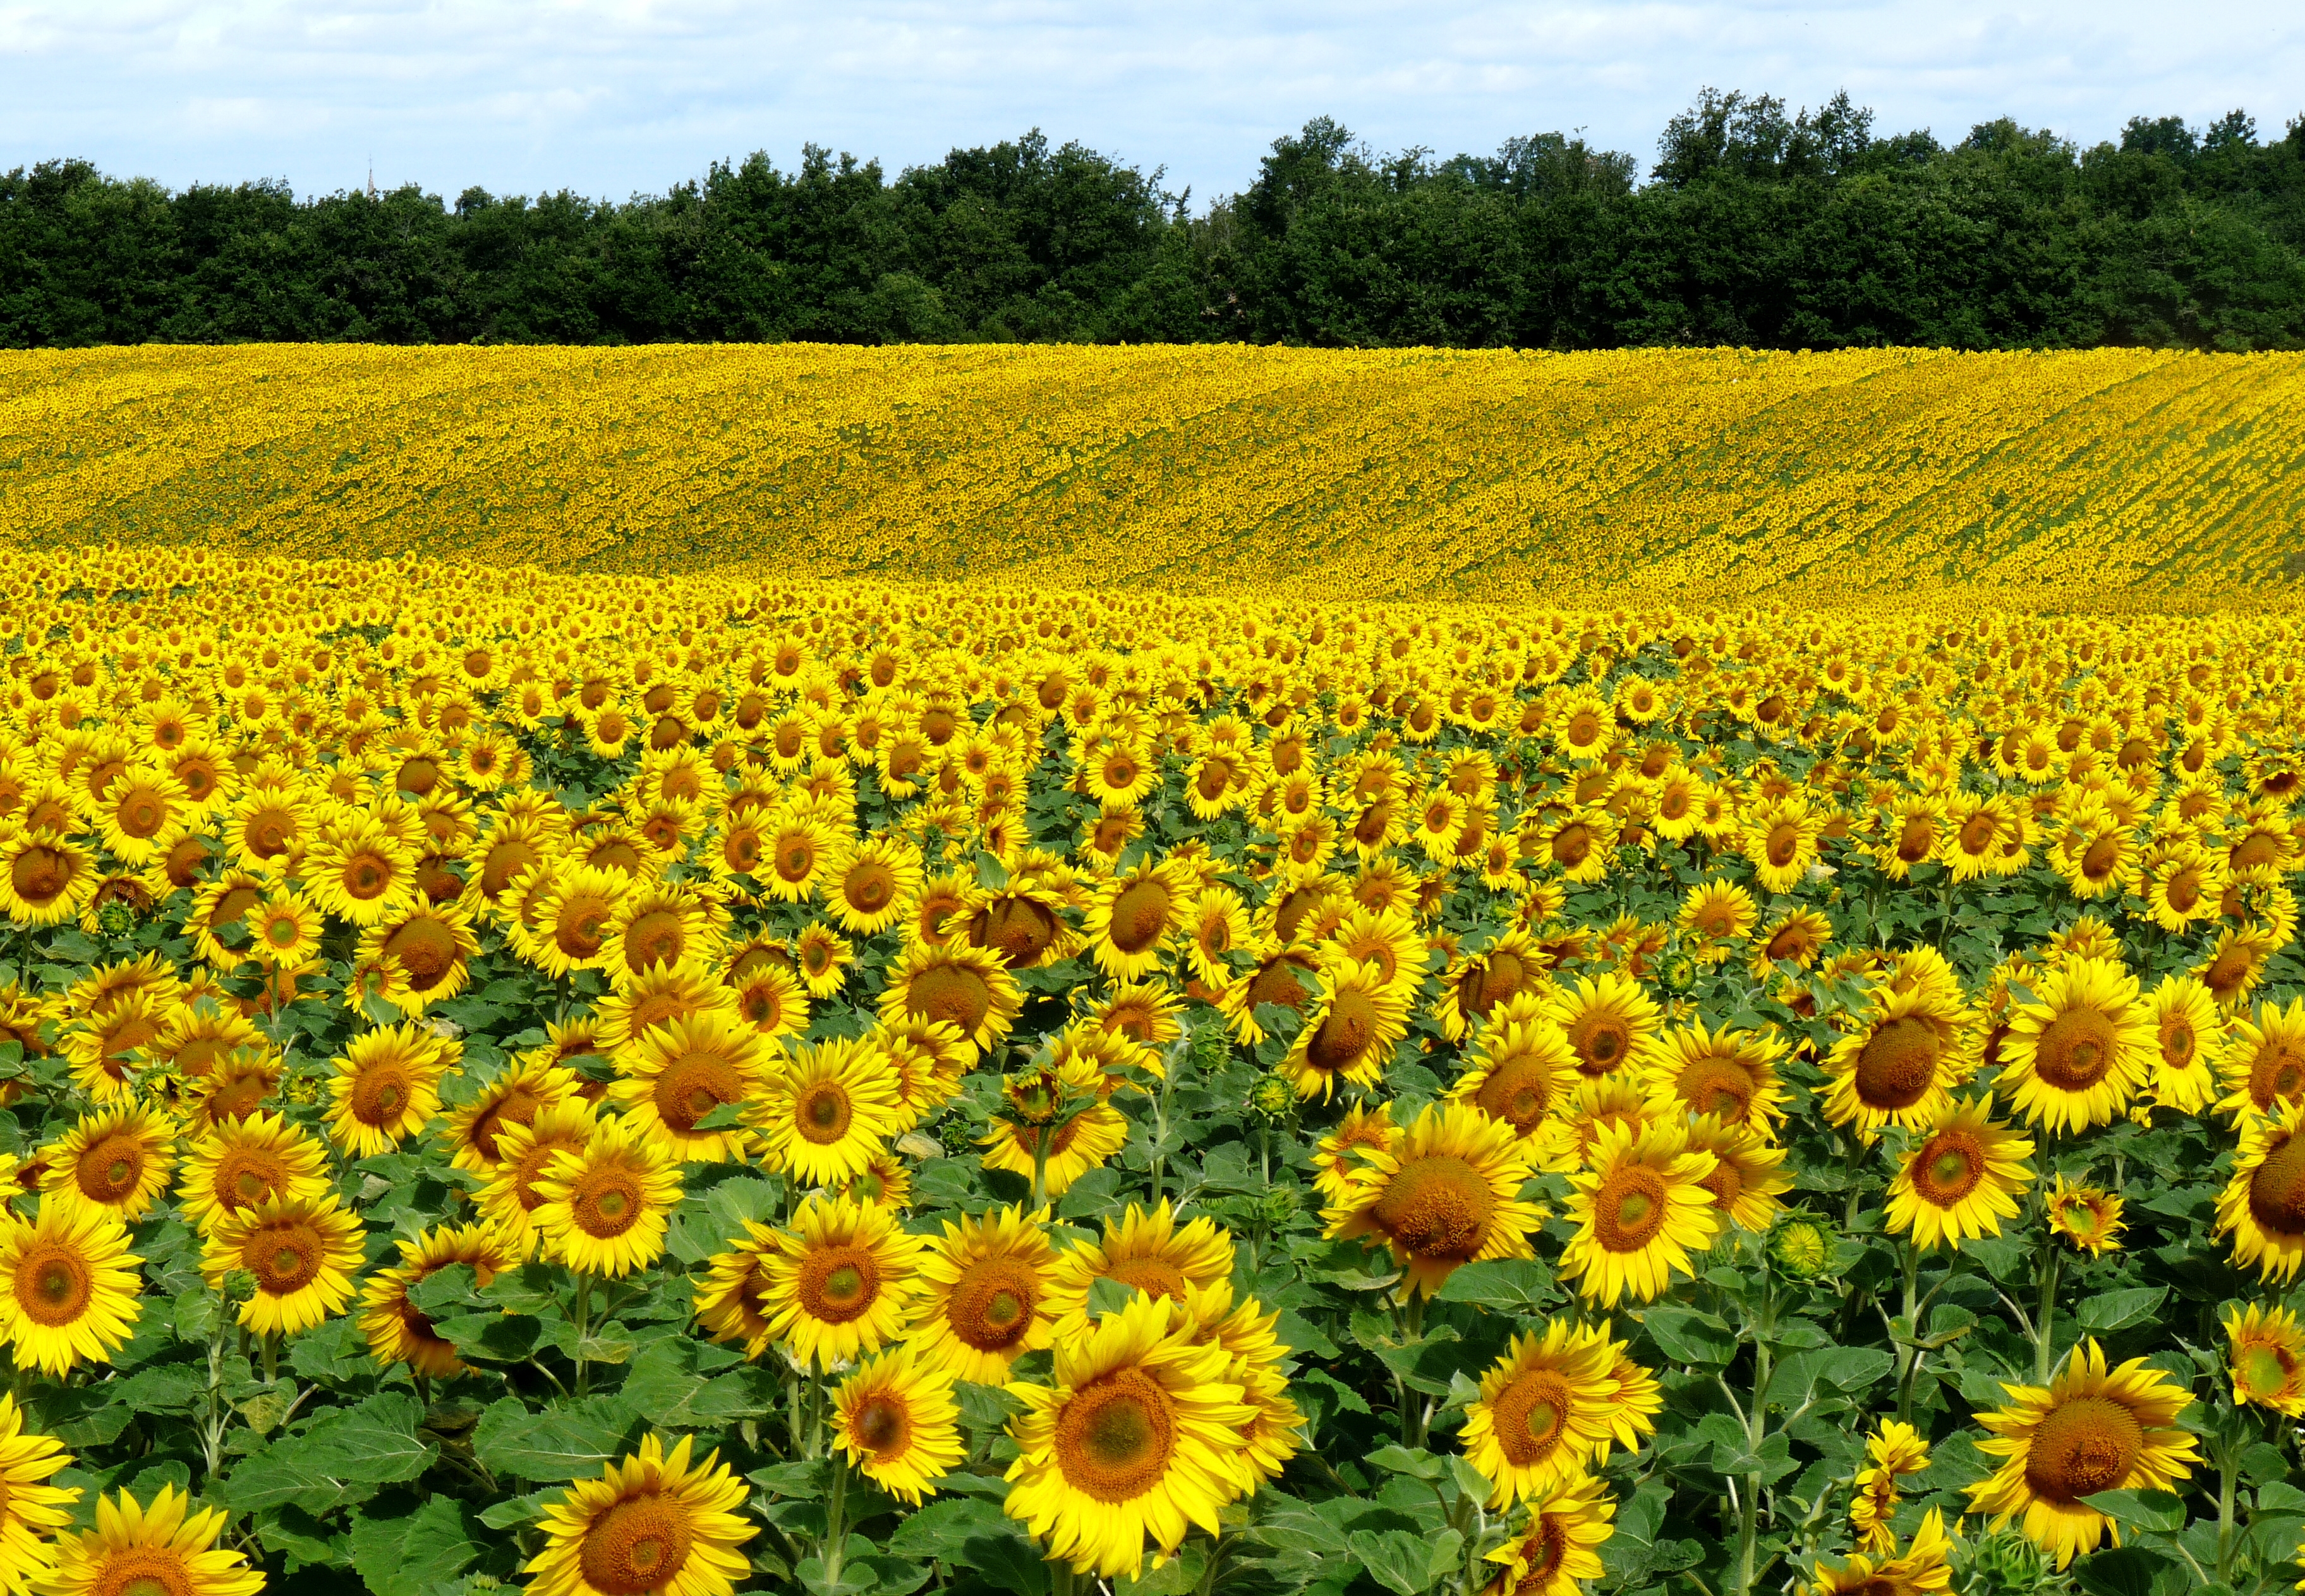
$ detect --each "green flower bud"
[222,1269,260,1303]
[1248,1074,1296,1122]
[1767,1214,1836,1279]
[1658,951,1698,993]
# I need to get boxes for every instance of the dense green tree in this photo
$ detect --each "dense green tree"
[5,95,2304,351]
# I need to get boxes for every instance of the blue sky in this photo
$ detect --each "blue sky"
[3,1,2298,205]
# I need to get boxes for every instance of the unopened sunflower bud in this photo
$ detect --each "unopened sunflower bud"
[1768,1214,1836,1279]
[1248,1074,1296,1122]
[222,1269,260,1303]
[1658,952,1698,994]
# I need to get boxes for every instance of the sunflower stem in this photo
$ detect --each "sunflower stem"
[821,1454,850,1586]
[2033,1238,2060,1384]
[1028,1125,1051,1213]
[571,1271,594,1395]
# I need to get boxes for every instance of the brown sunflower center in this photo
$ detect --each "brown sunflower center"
[579,1492,696,1596]
[797,1081,854,1144]
[556,898,615,960]
[1474,1057,1556,1132]
[89,1549,195,1596]
[1911,1129,1985,1207]
[655,1054,742,1135]
[2081,834,2123,879]
[219,1148,290,1209]
[905,962,993,1035]
[2247,1133,2305,1236]
[1566,1010,1631,1077]
[948,1258,1039,1351]
[797,1244,880,1323]
[1490,1367,1575,1466]
[840,861,898,917]
[622,909,686,971]
[76,1132,147,1204]
[2023,1394,2145,1504]
[1107,880,1172,954]
[1462,953,1527,1021]
[571,1165,645,1238]
[351,1060,416,1128]
[1853,1016,1941,1111]
[1307,989,1382,1073]
[1678,1056,1756,1121]
[2249,1041,2305,1111]
[1371,1154,1496,1262]
[1054,1368,1179,1503]
[854,1394,909,1455]
[386,918,459,988]
[969,898,1061,967]
[18,1242,94,1326]
[1593,1164,1670,1253]
[2033,1006,2120,1091]
[1104,1257,1190,1302]
[205,1071,272,1121]
[470,1087,545,1162]
[243,1219,325,1295]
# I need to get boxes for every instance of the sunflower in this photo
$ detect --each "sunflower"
[2198,923,2278,1011]
[1475,1473,1615,1596]
[694,1221,783,1358]
[833,1346,964,1504]
[326,1022,454,1158]
[37,1484,264,1596]
[40,1103,176,1225]
[1821,987,1972,1141]
[359,1221,511,1377]
[1744,794,1824,893]
[1559,1118,1722,1306]
[1677,878,1758,958]
[1279,959,1411,1101]
[1311,1101,1400,1206]
[442,1056,579,1174]
[1547,972,1661,1080]
[761,1194,923,1370]
[1084,856,1194,980]
[1459,1320,1618,1506]
[595,958,734,1061]
[906,1204,1057,1382]
[301,816,416,926]
[532,1116,682,1282]
[1436,929,1549,1042]
[0,828,95,926]
[2224,1302,2305,1415]
[241,889,321,968]
[2045,1174,2125,1256]
[2145,840,2225,933]
[2144,974,2225,1114]
[1450,1006,1578,1142]
[0,1389,77,1595]
[1849,1419,1931,1553]
[173,1113,328,1237]
[1993,955,2153,1135]
[978,1059,1128,1199]
[1642,1020,1789,1132]
[59,987,169,1104]
[1884,1097,2035,1253]
[523,1433,754,1596]
[1748,907,1836,977]
[2215,996,2305,1122]
[1002,1291,1254,1580]
[1536,1075,1655,1175]
[356,899,480,1012]
[2218,1097,2305,1283]
[1044,1200,1236,1340]
[880,938,1022,1061]
[522,864,630,978]
[754,1036,902,1186]
[1324,1102,1544,1298]
[605,883,720,989]
[1681,1113,1792,1233]
[1803,1509,1952,1596]
[1964,1338,2201,1568]
[0,1199,142,1375]
[200,1191,363,1336]
[612,1009,766,1163]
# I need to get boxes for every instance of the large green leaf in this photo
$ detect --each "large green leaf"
[471,1395,639,1482]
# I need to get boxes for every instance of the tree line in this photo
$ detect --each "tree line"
[5,90,2304,351]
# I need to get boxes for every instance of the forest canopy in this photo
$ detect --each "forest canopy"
[5,90,2305,351]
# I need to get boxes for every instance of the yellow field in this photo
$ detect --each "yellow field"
[4,343,2302,607]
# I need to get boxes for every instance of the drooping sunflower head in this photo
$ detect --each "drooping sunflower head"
[1822,987,1973,1141]
[358,1221,511,1378]
[1279,957,1412,1101]
[1324,1102,1545,1298]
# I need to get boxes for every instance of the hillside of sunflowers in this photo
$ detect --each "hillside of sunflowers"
[5,343,2305,605]
[1,340,2304,1596]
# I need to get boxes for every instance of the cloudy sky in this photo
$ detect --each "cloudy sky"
[3,1,2297,205]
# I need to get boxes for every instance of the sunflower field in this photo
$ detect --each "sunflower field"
[1,538,2304,1596]
[7,344,2305,607]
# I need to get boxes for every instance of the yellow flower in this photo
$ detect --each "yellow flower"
[1459,1320,1618,1506]
[2045,1174,2125,1256]
[1323,1101,1544,1298]
[2224,1302,2305,1415]
[0,1199,143,1375]
[1547,971,1661,1080]
[1044,1200,1235,1341]
[1559,1118,1722,1305]
[200,1192,365,1336]
[523,1433,754,1596]
[1279,957,1412,1101]
[1821,986,1971,1142]
[358,1221,511,1377]
[906,1204,1059,1384]
[1001,1292,1255,1580]
[2215,996,2305,1122]
[1995,955,2153,1134]
[755,1036,902,1185]
[1884,1096,2035,1253]
[531,1115,681,1278]
[325,1022,456,1158]
[0,1389,78,1596]
[1964,1339,2200,1568]
[760,1194,923,1370]
[40,1104,177,1223]
[35,1484,263,1596]
[833,1346,964,1504]
[1477,1473,1615,1596]
[2218,1097,2305,1283]
[1642,1019,1789,1132]
[1803,1508,1952,1595]
[175,1109,330,1232]
[611,1009,766,1164]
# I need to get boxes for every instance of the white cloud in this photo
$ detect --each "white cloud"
[0,0,2296,202]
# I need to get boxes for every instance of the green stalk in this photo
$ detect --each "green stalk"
[2033,1240,2060,1384]
[572,1271,594,1395]
[1028,1124,1052,1213]
[821,1456,850,1587]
